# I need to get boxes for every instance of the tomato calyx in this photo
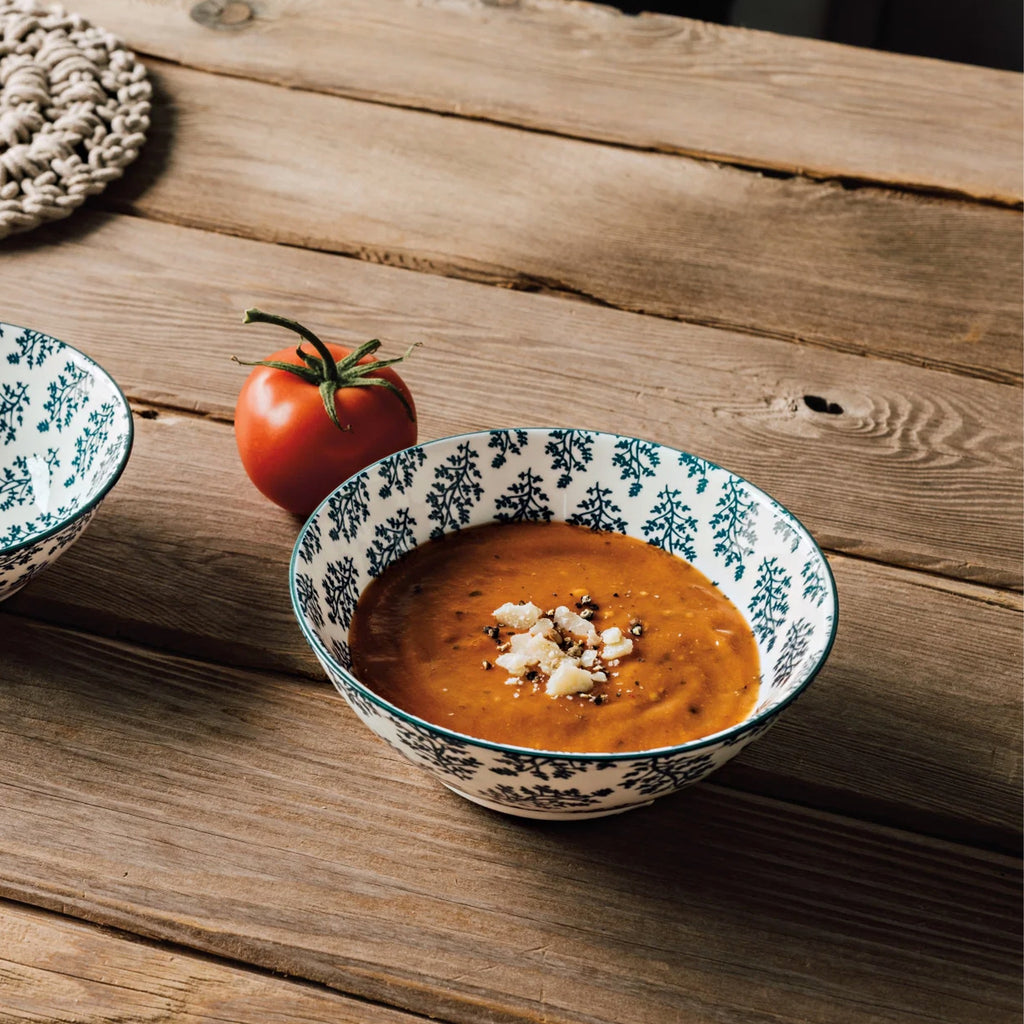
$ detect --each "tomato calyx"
[235,308,417,433]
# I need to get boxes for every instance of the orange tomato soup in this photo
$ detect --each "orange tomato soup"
[349,521,759,753]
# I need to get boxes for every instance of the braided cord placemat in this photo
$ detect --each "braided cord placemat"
[0,0,150,239]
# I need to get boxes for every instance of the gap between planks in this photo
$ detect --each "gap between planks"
[93,59,1023,387]
[0,897,433,1024]
[101,51,1024,215]
[71,394,1024,605]
[104,204,1024,391]
[67,0,1024,206]
[1,211,1020,590]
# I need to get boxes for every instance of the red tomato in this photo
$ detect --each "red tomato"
[235,310,417,517]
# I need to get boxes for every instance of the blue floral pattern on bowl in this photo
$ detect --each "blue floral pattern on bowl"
[290,429,838,820]
[0,323,133,600]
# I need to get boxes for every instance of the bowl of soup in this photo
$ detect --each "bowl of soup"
[0,322,133,601]
[289,429,837,820]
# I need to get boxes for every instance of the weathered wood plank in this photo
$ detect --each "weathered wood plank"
[72,0,1023,203]
[2,213,1020,586]
[0,618,1019,1024]
[3,410,1020,848]
[90,62,1023,384]
[0,899,426,1024]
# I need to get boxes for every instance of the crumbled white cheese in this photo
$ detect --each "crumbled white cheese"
[496,633,566,677]
[493,601,542,630]
[494,649,530,677]
[600,626,624,645]
[533,636,568,675]
[488,596,639,700]
[553,605,599,644]
[546,660,596,697]
[602,638,634,661]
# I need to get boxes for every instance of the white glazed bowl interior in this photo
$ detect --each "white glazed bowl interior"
[290,428,838,819]
[0,322,133,599]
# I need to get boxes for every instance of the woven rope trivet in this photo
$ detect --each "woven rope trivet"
[0,0,150,239]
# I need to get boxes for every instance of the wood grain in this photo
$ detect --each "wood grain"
[90,61,1023,384]
[71,0,1024,203]
[2,212,1020,587]
[0,617,1019,1024]
[0,899,425,1024]
[3,409,1019,848]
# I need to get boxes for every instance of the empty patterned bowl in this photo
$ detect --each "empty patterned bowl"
[0,322,133,600]
[290,429,837,820]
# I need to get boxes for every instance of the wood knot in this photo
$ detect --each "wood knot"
[190,0,254,30]
[803,394,843,415]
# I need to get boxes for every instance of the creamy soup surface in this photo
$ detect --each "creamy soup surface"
[349,521,760,753]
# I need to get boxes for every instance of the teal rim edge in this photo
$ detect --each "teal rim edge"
[0,324,135,556]
[288,427,840,763]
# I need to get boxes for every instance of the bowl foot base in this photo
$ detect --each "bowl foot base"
[440,781,654,821]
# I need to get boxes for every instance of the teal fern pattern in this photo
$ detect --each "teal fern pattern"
[620,751,719,795]
[378,445,426,499]
[544,428,594,488]
[642,486,697,558]
[490,751,618,781]
[427,441,484,537]
[773,517,801,554]
[678,451,710,493]
[0,456,33,511]
[367,508,418,575]
[0,522,27,547]
[568,482,627,533]
[710,478,757,580]
[294,572,324,630]
[42,360,90,433]
[773,617,813,685]
[7,329,59,369]
[298,517,322,562]
[1,381,29,444]
[73,401,117,476]
[394,721,483,781]
[801,557,829,606]
[477,783,615,811]
[327,475,371,542]
[322,555,361,625]
[488,428,528,468]
[749,556,792,651]
[613,437,660,496]
[495,468,552,523]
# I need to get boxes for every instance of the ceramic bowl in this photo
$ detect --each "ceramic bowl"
[290,429,838,820]
[0,323,133,601]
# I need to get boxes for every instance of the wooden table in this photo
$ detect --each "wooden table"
[1,2,1021,1021]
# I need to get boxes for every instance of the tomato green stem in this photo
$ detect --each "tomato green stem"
[238,308,418,432]
[243,308,337,375]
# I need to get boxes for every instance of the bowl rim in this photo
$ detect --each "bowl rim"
[289,427,839,762]
[0,321,135,556]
